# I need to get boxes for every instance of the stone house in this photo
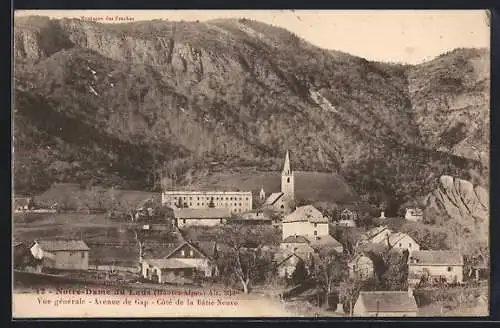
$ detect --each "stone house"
[275,253,307,279]
[353,290,418,317]
[30,240,89,271]
[407,250,464,286]
[380,232,420,254]
[348,253,375,281]
[140,241,217,284]
[282,205,329,239]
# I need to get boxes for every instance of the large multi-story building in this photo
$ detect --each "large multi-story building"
[162,190,252,213]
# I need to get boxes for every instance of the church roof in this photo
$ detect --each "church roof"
[265,192,284,205]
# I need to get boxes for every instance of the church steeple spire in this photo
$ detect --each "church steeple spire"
[282,150,291,176]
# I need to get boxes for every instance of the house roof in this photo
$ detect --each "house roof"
[283,205,328,223]
[385,232,417,247]
[238,212,272,221]
[282,235,310,244]
[363,225,391,241]
[265,192,284,205]
[358,291,418,313]
[35,240,89,251]
[305,235,343,252]
[275,252,305,267]
[173,208,232,219]
[408,250,463,266]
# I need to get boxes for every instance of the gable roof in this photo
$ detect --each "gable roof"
[173,208,232,219]
[408,250,463,266]
[282,235,310,244]
[388,233,417,246]
[283,205,328,223]
[275,252,304,267]
[357,291,418,313]
[164,241,209,260]
[305,235,343,252]
[265,192,284,205]
[35,240,89,251]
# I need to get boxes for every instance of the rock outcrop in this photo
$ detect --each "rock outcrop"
[424,175,489,237]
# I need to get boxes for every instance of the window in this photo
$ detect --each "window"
[197,197,199,200]
[287,177,290,183]
[220,219,223,223]
[447,267,453,272]
[189,197,192,200]
[399,243,402,247]
[314,223,317,227]
[409,243,412,248]
[189,202,192,206]
[81,252,85,259]
[314,231,318,236]
[189,250,194,257]
[183,219,186,224]
[181,250,185,256]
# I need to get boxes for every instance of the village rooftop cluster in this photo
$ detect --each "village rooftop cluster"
[13,152,487,317]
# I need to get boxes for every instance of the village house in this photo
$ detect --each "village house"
[264,151,295,213]
[282,205,329,239]
[408,250,464,286]
[357,226,393,247]
[172,208,232,228]
[353,290,418,317]
[140,241,217,284]
[405,208,423,221]
[30,240,89,271]
[13,197,35,213]
[340,208,358,221]
[379,232,420,253]
[162,190,252,214]
[275,252,307,279]
[348,253,375,281]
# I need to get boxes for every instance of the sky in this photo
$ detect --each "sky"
[14,10,490,64]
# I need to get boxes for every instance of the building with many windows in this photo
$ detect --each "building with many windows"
[162,191,252,213]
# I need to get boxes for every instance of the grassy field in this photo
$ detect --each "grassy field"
[186,171,358,204]
[13,213,176,266]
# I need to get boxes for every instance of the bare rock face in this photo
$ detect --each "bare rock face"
[424,175,488,232]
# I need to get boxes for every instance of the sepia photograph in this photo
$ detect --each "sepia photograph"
[12,9,490,318]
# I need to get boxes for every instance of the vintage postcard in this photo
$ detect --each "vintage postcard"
[12,10,490,318]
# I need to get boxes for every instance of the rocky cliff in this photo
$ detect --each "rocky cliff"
[13,16,489,210]
[422,175,489,253]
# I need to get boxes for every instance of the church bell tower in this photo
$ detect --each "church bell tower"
[281,150,295,209]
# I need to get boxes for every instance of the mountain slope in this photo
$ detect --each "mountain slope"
[13,16,488,210]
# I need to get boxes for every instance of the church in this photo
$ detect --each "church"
[263,151,295,213]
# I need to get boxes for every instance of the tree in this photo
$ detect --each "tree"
[338,278,361,317]
[380,249,409,291]
[290,259,308,286]
[216,226,272,294]
[133,229,145,266]
[309,250,348,309]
